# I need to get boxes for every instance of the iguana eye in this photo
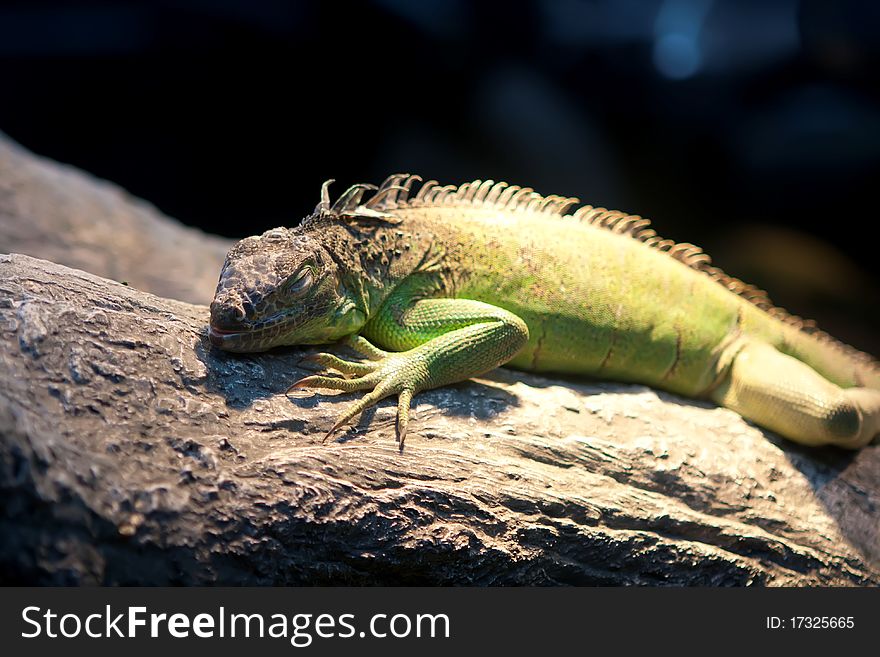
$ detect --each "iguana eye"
[285,268,313,297]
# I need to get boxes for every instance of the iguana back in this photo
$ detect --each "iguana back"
[364,184,878,397]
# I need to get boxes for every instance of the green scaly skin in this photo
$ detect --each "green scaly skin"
[209,174,880,450]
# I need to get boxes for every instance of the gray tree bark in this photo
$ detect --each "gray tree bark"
[1,253,878,585]
[0,135,877,585]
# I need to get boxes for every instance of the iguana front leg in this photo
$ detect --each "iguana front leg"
[289,291,529,448]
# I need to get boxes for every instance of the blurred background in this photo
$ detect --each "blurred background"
[1,0,878,352]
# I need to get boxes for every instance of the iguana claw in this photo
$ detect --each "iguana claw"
[287,337,419,450]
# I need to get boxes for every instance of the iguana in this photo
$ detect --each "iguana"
[209,174,880,450]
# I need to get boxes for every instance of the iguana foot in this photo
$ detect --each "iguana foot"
[287,337,423,449]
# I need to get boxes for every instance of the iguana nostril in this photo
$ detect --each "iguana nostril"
[210,302,247,330]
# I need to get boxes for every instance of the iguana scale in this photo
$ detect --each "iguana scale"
[209,174,880,450]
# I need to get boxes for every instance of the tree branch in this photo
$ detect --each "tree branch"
[1,253,877,585]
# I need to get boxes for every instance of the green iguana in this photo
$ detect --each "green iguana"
[209,174,880,450]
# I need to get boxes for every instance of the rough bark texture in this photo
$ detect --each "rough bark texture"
[1,252,878,586]
[0,133,232,305]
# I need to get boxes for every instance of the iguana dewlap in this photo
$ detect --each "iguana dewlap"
[209,174,880,450]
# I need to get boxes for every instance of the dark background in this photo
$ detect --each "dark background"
[1,0,878,351]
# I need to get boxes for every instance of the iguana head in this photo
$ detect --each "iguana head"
[209,226,365,352]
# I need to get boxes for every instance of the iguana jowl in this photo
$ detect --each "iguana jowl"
[209,174,880,449]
